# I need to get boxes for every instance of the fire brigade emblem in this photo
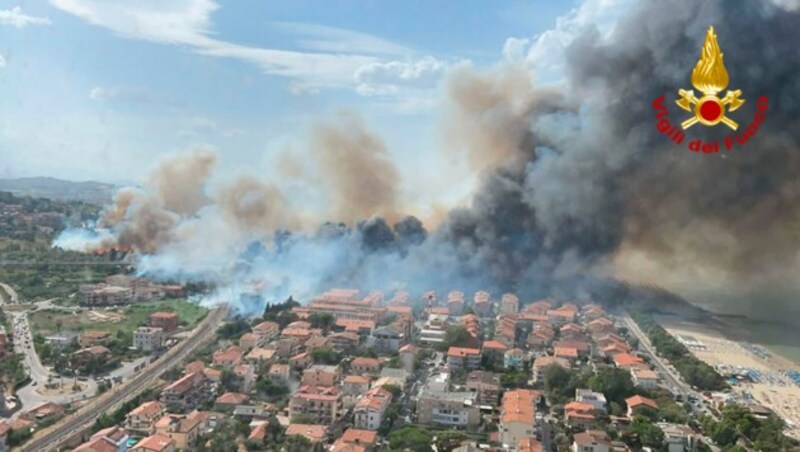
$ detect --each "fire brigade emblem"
[676,26,744,130]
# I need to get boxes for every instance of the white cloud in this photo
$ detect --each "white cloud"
[503,0,631,84]
[49,0,410,90]
[0,55,6,68]
[0,6,51,28]
[273,22,411,56]
[355,56,448,96]
[89,85,178,105]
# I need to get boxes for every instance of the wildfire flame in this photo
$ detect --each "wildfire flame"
[691,26,729,95]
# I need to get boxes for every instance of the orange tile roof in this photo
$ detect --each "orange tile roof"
[501,389,540,424]
[134,433,175,452]
[625,395,658,410]
[285,424,327,442]
[74,437,118,452]
[351,357,381,368]
[216,392,249,405]
[149,312,178,320]
[482,340,508,351]
[447,347,481,357]
[554,347,579,358]
[130,401,163,417]
[340,428,377,445]
[533,356,570,369]
[564,401,595,413]
[518,438,543,452]
[253,321,279,333]
[344,375,371,385]
[613,353,644,367]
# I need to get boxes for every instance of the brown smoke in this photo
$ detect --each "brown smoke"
[145,148,215,216]
[310,112,401,223]
[441,62,561,171]
[217,175,301,232]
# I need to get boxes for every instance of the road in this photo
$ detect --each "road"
[620,310,720,430]
[0,282,19,303]
[21,305,228,452]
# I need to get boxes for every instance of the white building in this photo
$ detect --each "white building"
[632,369,659,389]
[575,389,607,412]
[353,387,392,430]
[133,327,163,352]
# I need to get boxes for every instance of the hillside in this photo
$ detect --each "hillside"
[0,177,116,204]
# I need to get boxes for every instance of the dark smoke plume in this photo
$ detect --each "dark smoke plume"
[55,0,800,323]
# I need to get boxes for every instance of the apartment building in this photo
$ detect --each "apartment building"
[353,387,393,430]
[500,293,519,314]
[154,413,204,450]
[289,386,344,425]
[160,371,211,413]
[466,371,501,406]
[351,357,381,376]
[417,388,480,428]
[148,312,179,332]
[133,327,163,352]
[302,365,340,387]
[446,347,481,371]
[125,401,165,437]
[532,356,570,383]
[500,389,542,449]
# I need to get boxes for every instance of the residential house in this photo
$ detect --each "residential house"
[398,344,418,375]
[446,347,481,371]
[159,371,210,413]
[212,345,243,368]
[613,353,647,371]
[532,356,570,383]
[334,319,376,338]
[79,331,111,347]
[554,346,580,364]
[473,291,492,317]
[353,387,393,430]
[154,413,204,450]
[500,389,542,448]
[289,386,344,425]
[466,371,501,406]
[343,375,371,396]
[571,430,611,452]
[71,346,111,366]
[302,365,340,387]
[504,348,525,370]
[500,293,519,315]
[417,387,479,428]
[625,395,659,417]
[576,389,607,413]
[133,327,163,352]
[326,332,360,352]
[149,312,179,333]
[214,392,249,412]
[658,422,699,452]
[73,436,119,452]
[351,357,381,376]
[21,402,65,424]
[333,429,377,452]
[90,426,129,451]
[370,325,405,353]
[252,321,280,342]
[125,401,165,437]
[285,424,328,443]
[481,340,508,366]
[131,434,176,452]
[632,369,659,389]
[290,351,313,370]
[244,348,276,366]
[268,364,291,384]
[586,318,615,336]
[565,402,597,429]
[238,333,259,352]
[233,363,256,392]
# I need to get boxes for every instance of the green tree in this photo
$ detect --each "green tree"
[435,430,469,450]
[308,313,335,331]
[436,325,475,351]
[310,347,339,365]
[626,417,664,449]
[589,367,635,406]
[389,426,433,452]
[382,384,402,398]
[290,413,317,424]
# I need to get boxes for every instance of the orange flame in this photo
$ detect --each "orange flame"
[691,26,729,95]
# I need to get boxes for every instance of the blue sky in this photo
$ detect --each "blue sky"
[0,0,634,217]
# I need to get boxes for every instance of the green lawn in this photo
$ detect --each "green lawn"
[28,299,208,337]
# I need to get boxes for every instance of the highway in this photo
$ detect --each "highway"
[21,304,228,452]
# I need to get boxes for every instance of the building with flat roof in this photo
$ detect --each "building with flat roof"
[133,327,163,352]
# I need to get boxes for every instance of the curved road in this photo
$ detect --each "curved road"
[21,305,228,452]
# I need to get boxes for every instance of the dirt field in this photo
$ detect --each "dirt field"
[657,316,800,440]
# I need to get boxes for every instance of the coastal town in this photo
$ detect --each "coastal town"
[1,285,797,451]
